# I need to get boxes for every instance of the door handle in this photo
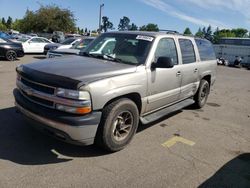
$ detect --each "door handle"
[176,71,181,76]
[194,68,198,73]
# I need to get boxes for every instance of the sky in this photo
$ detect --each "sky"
[0,0,249,33]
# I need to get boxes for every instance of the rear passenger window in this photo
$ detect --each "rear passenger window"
[195,39,216,61]
[179,39,196,64]
[155,38,178,65]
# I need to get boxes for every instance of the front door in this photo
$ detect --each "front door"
[146,38,182,112]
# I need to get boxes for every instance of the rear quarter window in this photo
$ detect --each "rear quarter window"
[195,39,216,61]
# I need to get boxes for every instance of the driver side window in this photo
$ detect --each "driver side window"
[155,38,178,65]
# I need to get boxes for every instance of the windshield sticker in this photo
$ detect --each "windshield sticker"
[136,35,154,42]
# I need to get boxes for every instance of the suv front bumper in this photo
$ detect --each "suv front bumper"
[14,88,102,145]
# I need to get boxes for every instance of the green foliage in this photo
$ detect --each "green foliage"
[231,28,248,38]
[6,16,12,29]
[1,17,6,26]
[195,28,204,37]
[11,19,22,31]
[0,22,7,31]
[101,16,114,32]
[19,5,76,33]
[118,16,130,31]
[139,23,159,32]
[129,23,138,31]
[183,27,192,35]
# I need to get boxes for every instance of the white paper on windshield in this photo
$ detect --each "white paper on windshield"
[136,35,154,42]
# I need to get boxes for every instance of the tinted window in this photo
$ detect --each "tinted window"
[155,38,178,65]
[61,38,76,45]
[195,39,216,61]
[30,38,44,43]
[179,39,196,64]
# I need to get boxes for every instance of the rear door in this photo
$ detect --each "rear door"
[178,38,200,100]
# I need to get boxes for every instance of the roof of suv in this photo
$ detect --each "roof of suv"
[107,31,186,37]
[106,31,203,40]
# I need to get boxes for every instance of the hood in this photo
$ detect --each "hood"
[17,55,137,89]
[51,48,80,55]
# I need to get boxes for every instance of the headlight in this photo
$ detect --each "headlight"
[55,88,92,114]
[56,88,90,100]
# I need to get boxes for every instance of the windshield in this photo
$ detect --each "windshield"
[72,38,94,50]
[82,33,154,65]
[61,38,76,45]
[17,38,29,42]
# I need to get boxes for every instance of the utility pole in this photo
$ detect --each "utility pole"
[99,4,104,33]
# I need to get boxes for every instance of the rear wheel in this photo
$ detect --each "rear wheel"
[95,98,139,152]
[193,80,210,108]
[5,50,17,61]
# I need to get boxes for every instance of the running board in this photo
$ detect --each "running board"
[140,99,195,124]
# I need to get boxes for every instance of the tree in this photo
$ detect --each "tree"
[231,28,248,38]
[183,27,192,35]
[1,17,6,26]
[6,16,12,29]
[101,16,114,32]
[11,19,22,31]
[85,28,88,33]
[80,28,84,34]
[213,27,220,44]
[129,23,138,31]
[118,16,130,31]
[204,25,213,41]
[139,23,159,32]
[0,22,7,31]
[20,5,76,33]
[195,28,204,37]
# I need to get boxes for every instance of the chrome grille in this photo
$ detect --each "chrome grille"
[18,75,56,108]
[20,76,55,94]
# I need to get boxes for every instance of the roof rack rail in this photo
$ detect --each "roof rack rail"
[159,29,180,35]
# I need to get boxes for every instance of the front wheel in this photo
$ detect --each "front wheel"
[5,50,17,61]
[95,98,139,152]
[193,80,210,108]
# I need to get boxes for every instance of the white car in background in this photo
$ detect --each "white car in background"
[57,38,82,50]
[44,38,82,54]
[18,37,53,53]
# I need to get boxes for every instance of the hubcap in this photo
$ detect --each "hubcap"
[112,111,133,142]
[7,51,16,61]
[200,85,208,104]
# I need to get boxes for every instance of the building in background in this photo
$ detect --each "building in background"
[214,38,250,67]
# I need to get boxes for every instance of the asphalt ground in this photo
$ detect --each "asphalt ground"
[0,55,250,188]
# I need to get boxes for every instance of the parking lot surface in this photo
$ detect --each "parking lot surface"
[0,55,250,188]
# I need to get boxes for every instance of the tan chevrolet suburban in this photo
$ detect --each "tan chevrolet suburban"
[14,31,217,151]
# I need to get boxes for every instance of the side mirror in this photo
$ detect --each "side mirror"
[151,56,174,69]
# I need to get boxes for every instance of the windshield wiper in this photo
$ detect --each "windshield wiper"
[81,52,105,60]
[103,54,123,63]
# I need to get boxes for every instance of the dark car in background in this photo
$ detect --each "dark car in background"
[0,37,24,61]
[47,37,95,58]
[44,37,81,55]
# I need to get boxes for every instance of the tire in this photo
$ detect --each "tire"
[5,50,17,61]
[193,80,210,109]
[95,98,139,152]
